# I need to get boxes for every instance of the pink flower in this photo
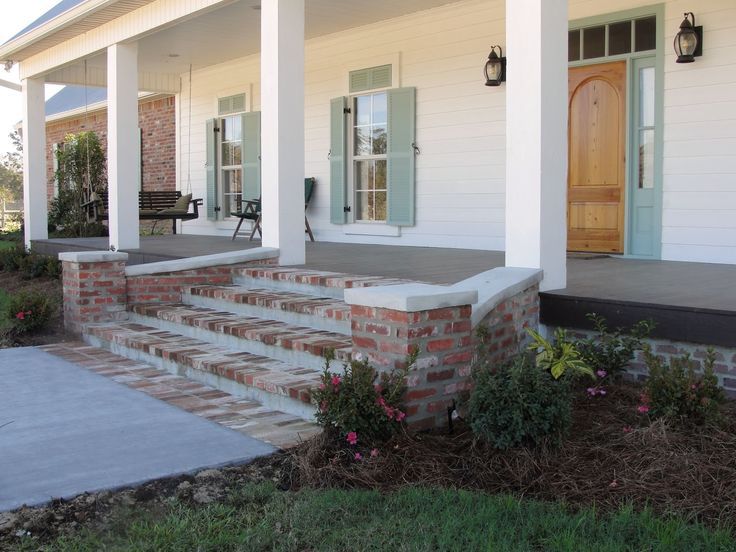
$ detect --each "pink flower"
[376,396,387,407]
[318,383,326,390]
[15,311,25,320]
[354,453,363,461]
[331,375,341,387]
[623,425,633,433]
[374,384,383,393]
[586,387,596,396]
[596,370,607,378]
[346,431,358,445]
[637,405,650,414]
[25,310,32,315]
[370,448,379,458]
[395,410,406,422]
[599,389,607,396]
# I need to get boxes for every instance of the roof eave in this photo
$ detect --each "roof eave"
[0,0,121,65]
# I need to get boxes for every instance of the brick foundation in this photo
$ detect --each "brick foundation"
[350,282,541,429]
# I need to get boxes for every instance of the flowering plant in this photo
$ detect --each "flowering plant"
[5,290,54,335]
[312,349,415,447]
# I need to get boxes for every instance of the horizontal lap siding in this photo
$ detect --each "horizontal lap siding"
[179,0,506,248]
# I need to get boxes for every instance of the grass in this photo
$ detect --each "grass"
[23,483,736,552]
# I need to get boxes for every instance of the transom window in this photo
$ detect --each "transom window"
[352,92,388,222]
[569,16,656,62]
[220,115,242,217]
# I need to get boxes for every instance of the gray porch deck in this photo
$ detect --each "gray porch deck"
[32,236,736,347]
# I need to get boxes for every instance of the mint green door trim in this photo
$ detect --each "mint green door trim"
[568,4,664,259]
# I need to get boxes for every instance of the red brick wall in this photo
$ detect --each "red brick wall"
[46,96,176,204]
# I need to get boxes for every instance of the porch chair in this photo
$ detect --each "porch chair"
[231,177,316,242]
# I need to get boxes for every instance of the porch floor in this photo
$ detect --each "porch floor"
[32,235,736,347]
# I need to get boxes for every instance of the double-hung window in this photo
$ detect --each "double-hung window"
[330,64,416,228]
[220,114,243,217]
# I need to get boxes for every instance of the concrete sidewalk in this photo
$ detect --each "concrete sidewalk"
[0,347,275,512]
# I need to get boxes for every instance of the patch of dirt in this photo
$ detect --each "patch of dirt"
[0,454,292,550]
[290,382,736,529]
[0,271,66,347]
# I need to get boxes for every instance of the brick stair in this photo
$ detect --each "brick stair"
[82,265,416,424]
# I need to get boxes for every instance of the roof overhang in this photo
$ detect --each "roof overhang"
[0,0,156,64]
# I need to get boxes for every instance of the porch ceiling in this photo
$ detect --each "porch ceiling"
[32,0,465,84]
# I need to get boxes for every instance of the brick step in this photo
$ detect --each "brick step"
[83,322,322,421]
[181,285,351,336]
[233,266,415,300]
[128,303,352,370]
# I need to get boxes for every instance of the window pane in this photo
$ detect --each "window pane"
[355,191,373,221]
[639,129,655,189]
[639,67,655,127]
[354,127,371,156]
[223,169,242,214]
[373,92,387,124]
[355,160,373,191]
[372,125,387,155]
[375,160,387,191]
[355,95,371,126]
[608,21,632,55]
[583,26,606,59]
[222,116,241,141]
[374,191,387,221]
[568,30,581,61]
[221,143,241,167]
[635,16,656,52]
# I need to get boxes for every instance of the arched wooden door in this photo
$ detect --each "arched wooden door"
[568,61,626,253]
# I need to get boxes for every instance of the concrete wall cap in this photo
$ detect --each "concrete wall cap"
[345,283,477,312]
[58,251,129,263]
[124,247,279,276]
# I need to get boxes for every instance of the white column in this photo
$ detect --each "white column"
[505,0,568,291]
[107,42,140,251]
[21,77,47,248]
[260,0,306,265]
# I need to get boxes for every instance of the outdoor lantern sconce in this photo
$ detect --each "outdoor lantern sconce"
[484,45,506,86]
[674,12,703,63]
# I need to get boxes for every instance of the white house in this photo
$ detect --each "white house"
[2,0,735,292]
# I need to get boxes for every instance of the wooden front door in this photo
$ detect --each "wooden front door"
[568,61,626,253]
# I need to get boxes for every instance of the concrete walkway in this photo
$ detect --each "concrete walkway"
[0,348,275,512]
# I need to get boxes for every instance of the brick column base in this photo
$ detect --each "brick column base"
[60,251,129,335]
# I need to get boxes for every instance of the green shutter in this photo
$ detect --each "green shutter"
[387,87,416,227]
[205,118,218,221]
[242,111,261,201]
[330,97,347,224]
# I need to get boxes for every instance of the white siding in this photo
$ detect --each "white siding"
[178,0,736,262]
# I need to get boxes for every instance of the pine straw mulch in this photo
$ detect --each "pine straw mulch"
[288,382,736,528]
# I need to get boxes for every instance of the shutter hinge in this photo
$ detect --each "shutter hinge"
[343,107,351,114]
[343,206,352,213]
[214,206,221,212]
[214,126,220,133]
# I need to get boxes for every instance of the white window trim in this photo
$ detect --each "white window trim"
[344,223,401,237]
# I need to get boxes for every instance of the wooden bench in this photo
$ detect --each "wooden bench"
[92,191,202,234]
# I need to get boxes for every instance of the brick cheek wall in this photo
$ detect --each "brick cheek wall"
[62,260,128,335]
[351,305,474,431]
[45,96,176,205]
[350,284,541,430]
[474,284,540,366]
[127,259,277,304]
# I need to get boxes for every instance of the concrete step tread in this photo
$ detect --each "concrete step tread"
[129,302,352,361]
[85,322,324,408]
[181,285,351,322]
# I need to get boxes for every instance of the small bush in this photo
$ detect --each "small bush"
[642,347,725,425]
[468,353,572,450]
[312,350,413,447]
[5,290,55,335]
[576,314,654,376]
[527,327,593,380]
[0,244,29,272]
[0,246,62,279]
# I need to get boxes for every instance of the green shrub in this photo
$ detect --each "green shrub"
[0,243,29,272]
[642,347,725,425]
[526,327,594,380]
[312,350,413,447]
[5,290,55,335]
[468,353,572,450]
[576,314,654,376]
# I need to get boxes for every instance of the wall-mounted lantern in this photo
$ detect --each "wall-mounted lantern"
[484,45,506,86]
[674,12,703,63]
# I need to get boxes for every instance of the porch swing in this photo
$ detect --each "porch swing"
[87,62,202,234]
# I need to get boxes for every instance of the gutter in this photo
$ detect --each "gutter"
[0,0,121,63]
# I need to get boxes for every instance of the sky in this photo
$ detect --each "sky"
[0,0,65,154]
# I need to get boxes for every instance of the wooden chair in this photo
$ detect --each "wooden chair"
[232,177,316,242]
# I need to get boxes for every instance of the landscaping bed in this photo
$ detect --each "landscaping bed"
[0,271,64,347]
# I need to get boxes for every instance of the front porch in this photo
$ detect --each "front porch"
[35,235,736,347]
